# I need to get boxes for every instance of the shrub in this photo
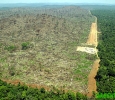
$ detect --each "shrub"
[21,42,30,50]
[4,45,16,52]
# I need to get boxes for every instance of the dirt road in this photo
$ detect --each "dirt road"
[87,17,100,97]
[76,16,99,97]
[87,59,100,97]
[77,17,98,55]
[87,22,97,46]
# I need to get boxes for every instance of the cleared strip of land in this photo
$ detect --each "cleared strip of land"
[87,21,97,46]
[77,19,98,54]
[77,16,100,97]
[87,17,100,97]
[77,46,97,54]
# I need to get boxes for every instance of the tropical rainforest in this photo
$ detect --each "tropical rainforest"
[91,8,115,93]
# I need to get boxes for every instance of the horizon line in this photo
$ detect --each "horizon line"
[0,3,115,5]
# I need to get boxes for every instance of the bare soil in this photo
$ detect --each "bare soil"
[1,79,77,93]
[1,79,50,91]
[76,46,97,54]
[87,23,97,46]
[87,59,100,97]
[86,17,100,97]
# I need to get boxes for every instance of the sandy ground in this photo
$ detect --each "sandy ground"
[77,46,97,54]
[87,23,97,46]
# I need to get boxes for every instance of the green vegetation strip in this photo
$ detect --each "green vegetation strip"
[0,79,87,100]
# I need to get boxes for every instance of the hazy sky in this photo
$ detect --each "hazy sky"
[0,0,115,4]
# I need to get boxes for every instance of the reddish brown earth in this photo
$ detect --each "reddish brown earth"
[87,59,100,97]
[1,79,50,91]
[1,79,77,93]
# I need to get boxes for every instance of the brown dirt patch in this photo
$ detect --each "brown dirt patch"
[87,59,100,97]
[1,79,50,91]
[1,78,77,93]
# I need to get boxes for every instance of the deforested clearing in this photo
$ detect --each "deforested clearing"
[0,6,95,93]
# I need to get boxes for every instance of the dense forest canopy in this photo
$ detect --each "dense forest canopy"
[80,5,115,10]
[91,9,115,93]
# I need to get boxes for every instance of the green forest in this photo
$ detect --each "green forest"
[0,79,87,100]
[91,9,115,94]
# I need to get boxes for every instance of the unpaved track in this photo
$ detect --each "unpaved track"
[77,17,98,54]
[87,22,97,46]
[87,17,100,97]
[76,16,99,97]
[87,59,100,97]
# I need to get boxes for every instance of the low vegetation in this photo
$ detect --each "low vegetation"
[21,42,30,50]
[4,45,16,52]
[0,5,95,94]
